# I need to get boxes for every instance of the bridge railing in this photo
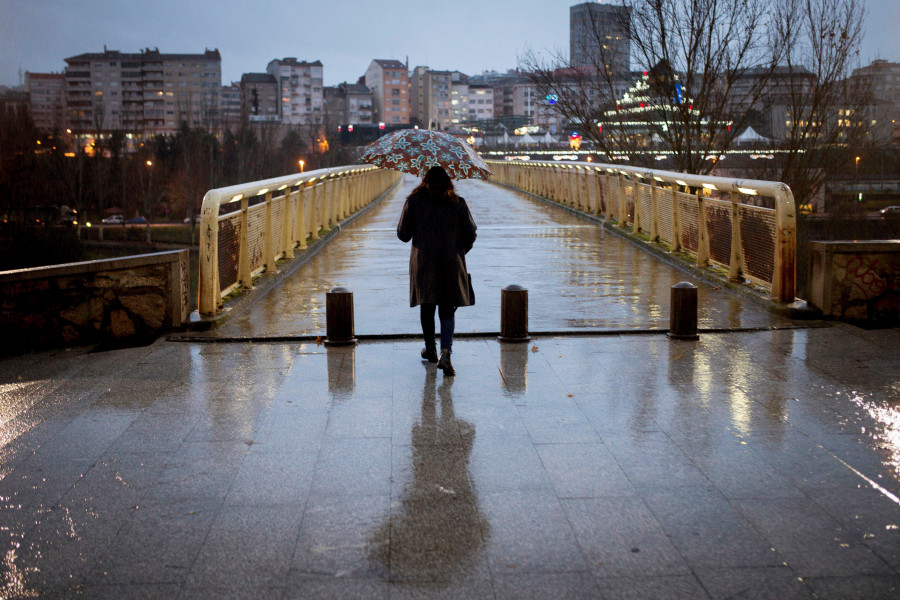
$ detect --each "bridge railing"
[488,160,796,303]
[198,165,400,315]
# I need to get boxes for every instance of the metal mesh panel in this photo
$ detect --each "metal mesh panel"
[678,192,699,253]
[637,183,652,232]
[603,175,618,219]
[272,195,285,257]
[248,204,266,273]
[623,180,635,224]
[739,205,776,284]
[217,213,241,290]
[705,199,733,267]
[657,187,674,245]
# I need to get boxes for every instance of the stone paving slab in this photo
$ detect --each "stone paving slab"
[205,174,789,339]
[0,322,899,598]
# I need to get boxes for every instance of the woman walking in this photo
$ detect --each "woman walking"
[397,166,477,376]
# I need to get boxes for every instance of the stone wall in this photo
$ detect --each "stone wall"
[0,250,189,351]
[808,241,900,322]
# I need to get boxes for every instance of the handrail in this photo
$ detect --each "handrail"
[488,160,796,303]
[198,165,400,315]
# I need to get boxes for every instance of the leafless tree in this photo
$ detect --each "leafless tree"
[520,0,784,174]
[747,0,869,209]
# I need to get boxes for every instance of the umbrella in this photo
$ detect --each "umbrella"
[357,129,492,180]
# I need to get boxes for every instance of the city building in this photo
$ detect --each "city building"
[323,82,374,127]
[266,58,323,125]
[851,59,900,145]
[410,67,452,129]
[365,59,410,126]
[221,82,241,132]
[25,72,66,133]
[239,73,279,123]
[570,1,631,74]
[450,73,469,125]
[63,48,222,139]
[467,84,494,122]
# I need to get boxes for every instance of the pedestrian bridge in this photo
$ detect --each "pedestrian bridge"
[194,160,797,337]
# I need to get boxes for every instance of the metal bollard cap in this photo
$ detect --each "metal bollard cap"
[672,281,696,289]
[329,287,351,294]
[503,284,527,292]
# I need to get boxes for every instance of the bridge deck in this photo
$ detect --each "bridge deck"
[210,174,788,339]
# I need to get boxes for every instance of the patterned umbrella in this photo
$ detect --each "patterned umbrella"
[357,129,492,180]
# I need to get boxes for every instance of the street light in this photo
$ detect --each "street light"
[855,156,860,181]
[298,159,305,173]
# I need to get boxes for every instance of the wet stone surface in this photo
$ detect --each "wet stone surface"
[210,174,788,338]
[0,323,899,598]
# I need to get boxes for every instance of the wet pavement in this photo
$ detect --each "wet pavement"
[1,323,899,598]
[209,174,789,338]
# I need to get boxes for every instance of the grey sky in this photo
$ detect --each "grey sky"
[1,0,896,88]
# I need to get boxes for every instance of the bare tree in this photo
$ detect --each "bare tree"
[748,0,869,209]
[521,0,783,174]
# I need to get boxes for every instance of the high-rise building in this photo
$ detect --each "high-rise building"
[63,48,221,138]
[467,85,494,122]
[851,59,900,144]
[266,58,324,125]
[25,72,67,133]
[240,73,279,123]
[365,59,410,126]
[410,67,452,130]
[570,2,631,74]
[221,82,242,131]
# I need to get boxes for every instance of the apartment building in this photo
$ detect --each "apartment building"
[365,59,410,126]
[410,67,452,129]
[450,73,469,125]
[266,58,324,125]
[323,83,374,127]
[221,82,241,131]
[570,1,631,74]
[63,48,221,137]
[25,72,67,133]
[468,85,494,122]
[240,73,279,123]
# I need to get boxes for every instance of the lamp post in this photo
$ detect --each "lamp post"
[855,156,860,181]
[299,159,305,173]
[142,160,153,243]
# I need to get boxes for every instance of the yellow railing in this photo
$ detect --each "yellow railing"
[198,165,400,315]
[489,160,796,303]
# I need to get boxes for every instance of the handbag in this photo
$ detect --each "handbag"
[467,273,475,305]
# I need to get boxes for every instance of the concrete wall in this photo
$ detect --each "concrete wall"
[808,240,900,322]
[0,250,189,351]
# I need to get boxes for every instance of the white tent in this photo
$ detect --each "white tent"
[734,126,770,144]
[500,131,510,146]
[516,133,538,147]
[542,132,555,146]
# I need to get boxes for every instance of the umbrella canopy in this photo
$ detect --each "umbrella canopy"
[357,129,492,180]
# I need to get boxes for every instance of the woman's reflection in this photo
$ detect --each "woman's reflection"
[370,368,489,584]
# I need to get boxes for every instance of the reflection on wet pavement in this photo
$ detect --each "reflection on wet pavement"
[0,324,898,597]
[212,174,789,338]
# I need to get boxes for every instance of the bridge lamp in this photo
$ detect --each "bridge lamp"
[702,183,717,191]
[738,187,758,196]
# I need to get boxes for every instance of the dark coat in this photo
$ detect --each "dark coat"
[397,191,477,307]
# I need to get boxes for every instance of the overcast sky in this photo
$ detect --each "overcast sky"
[1,0,897,88]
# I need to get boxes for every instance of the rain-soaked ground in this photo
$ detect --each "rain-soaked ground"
[210,174,788,338]
[1,175,900,599]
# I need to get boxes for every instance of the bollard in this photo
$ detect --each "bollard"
[668,281,699,340]
[325,287,357,346]
[499,284,530,343]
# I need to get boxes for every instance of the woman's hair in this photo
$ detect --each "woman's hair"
[410,166,458,203]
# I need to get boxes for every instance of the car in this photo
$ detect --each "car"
[101,215,124,224]
[126,216,148,225]
[880,206,900,217]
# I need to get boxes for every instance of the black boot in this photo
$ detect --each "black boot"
[421,346,437,363]
[437,348,455,376]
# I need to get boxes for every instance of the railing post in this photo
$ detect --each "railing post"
[772,186,797,302]
[239,196,252,288]
[633,178,643,234]
[296,184,308,250]
[728,191,744,282]
[282,188,294,260]
[198,191,221,316]
[310,182,321,240]
[696,191,710,268]
[671,187,682,253]
[649,179,660,242]
[264,191,275,273]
